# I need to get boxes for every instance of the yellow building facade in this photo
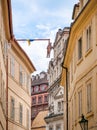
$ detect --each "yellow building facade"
[61,0,97,130]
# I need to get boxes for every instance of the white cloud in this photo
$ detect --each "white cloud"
[12,0,78,75]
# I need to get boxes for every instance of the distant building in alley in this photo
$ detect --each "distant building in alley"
[45,28,69,130]
[31,71,49,124]
[31,111,48,130]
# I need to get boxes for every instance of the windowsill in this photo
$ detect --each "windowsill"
[77,57,83,65]
[86,111,94,118]
[85,48,92,57]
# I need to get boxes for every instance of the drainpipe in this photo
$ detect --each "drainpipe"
[6,54,8,130]
[61,64,68,130]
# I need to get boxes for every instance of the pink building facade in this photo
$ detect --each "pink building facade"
[31,72,48,123]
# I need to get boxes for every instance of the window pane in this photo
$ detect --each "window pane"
[86,26,91,51]
[19,104,23,124]
[11,56,15,77]
[27,109,29,129]
[19,66,23,85]
[10,98,15,120]
[78,91,82,116]
[78,38,82,59]
[87,83,91,112]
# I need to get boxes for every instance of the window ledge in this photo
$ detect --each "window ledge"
[77,57,83,65]
[86,111,94,118]
[85,48,92,57]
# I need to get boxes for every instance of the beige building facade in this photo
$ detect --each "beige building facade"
[0,0,36,130]
[8,40,36,130]
[0,0,13,129]
[61,0,97,130]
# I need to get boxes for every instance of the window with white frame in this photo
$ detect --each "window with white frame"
[78,90,82,117]
[10,97,15,120]
[10,56,15,77]
[87,83,92,113]
[19,103,23,124]
[86,25,91,51]
[78,37,82,60]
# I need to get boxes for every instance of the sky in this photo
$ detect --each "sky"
[11,0,78,75]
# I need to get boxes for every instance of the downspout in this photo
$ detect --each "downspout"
[6,54,8,130]
[61,65,68,130]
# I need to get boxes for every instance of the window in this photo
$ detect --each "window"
[38,96,42,103]
[19,104,23,124]
[56,124,61,130]
[26,109,29,129]
[10,56,15,77]
[44,95,48,102]
[34,86,39,92]
[23,72,26,86]
[31,87,33,94]
[19,65,23,85]
[58,102,61,112]
[78,90,82,117]
[40,84,46,91]
[70,59,73,82]
[49,126,53,130]
[27,75,31,94]
[87,83,92,113]
[32,97,36,105]
[10,97,15,120]
[78,37,82,60]
[86,26,91,51]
